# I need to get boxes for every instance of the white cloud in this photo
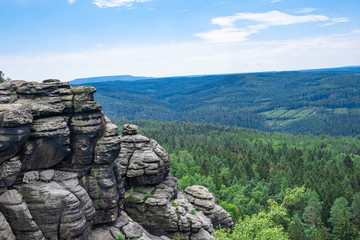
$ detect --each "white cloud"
[93,0,151,8]
[196,11,349,43]
[68,0,75,4]
[354,29,360,34]
[1,34,359,82]
[295,8,316,14]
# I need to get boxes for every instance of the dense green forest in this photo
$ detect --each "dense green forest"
[76,67,360,136]
[113,119,360,239]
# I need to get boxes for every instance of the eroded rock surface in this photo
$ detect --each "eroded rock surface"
[0,80,231,240]
[115,128,170,187]
[184,185,233,230]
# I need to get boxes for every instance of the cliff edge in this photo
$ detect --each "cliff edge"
[0,80,232,240]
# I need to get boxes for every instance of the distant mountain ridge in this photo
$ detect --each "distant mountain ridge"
[70,75,153,85]
[77,66,360,136]
[70,66,360,85]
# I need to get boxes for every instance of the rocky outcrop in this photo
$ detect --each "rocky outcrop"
[0,80,232,240]
[184,186,233,230]
[115,124,170,187]
[115,128,215,239]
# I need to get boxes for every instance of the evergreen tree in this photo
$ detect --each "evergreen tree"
[0,71,4,83]
[329,197,357,240]
[288,214,305,240]
[350,193,360,232]
[302,190,323,238]
[332,208,357,240]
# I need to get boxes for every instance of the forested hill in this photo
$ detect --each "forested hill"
[74,67,360,136]
[112,120,360,239]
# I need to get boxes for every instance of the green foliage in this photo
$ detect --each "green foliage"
[113,120,360,237]
[143,193,153,201]
[218,201,244,223]
[0,71,4,83]
[329,197,357,239]
[171,201,180,207]
[190,209,196,215]
[350,193,360,230]
[302,190,323,238]
[214,187,305,240]
[288,214,305,240]
[115,235,134,240]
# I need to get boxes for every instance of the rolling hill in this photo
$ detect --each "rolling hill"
[72,67,360,136]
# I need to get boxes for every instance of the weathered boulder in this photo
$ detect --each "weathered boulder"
[68,112,103,166]
[184,185,233,230]
[0,189,45,240]
[53,171,96,223]
[124,176,214,239]
[0,126,30,165]
[115,125,170,187]
[0,104,32,165]
[90,211,165,240]
[17,180,91,240]
[122,124,138,135]
[72,86,102,113]
[0,210,16,240]
[15,81,65,118]
[84,165,121,225]
[20,116,70,170]
[0,157,21,190]
[94,118,121,165]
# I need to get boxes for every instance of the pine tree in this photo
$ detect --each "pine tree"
[350,193,360,235]
[332,208,357,240]
[329,197,357,240]
[288,214,305,240]
[302,190,323,238]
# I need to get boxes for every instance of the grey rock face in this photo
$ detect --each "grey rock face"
[115,126,170,187]
[0,126,30,164]
[53,171,95,223]
[0,210,16,240]
[18,180,91,240]
[84,165,120,225]
[20,116,70,170]
[90,211,164,240]
[0,157,21,189]
[15,81,65,118]
[0,189,45,240]
[124,176,214,239]
[0,104,33,127]
[94,120,121,165]
[68,112,103,166]
[184,185,233,230]
[0,80,230,240]
[22,171,40,184]
[122,124,138,135]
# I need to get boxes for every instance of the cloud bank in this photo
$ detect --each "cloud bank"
[195,11,349,43]
[93,0,151,8]
[2,33,359,82]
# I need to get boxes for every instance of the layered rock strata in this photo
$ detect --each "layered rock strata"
[0,80,232,240]
[115,126,216,239]
[184,185,233,230]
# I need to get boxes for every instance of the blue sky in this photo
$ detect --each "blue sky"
[1,0,359,81]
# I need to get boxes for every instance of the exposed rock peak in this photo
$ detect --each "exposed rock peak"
[0,80,231,240]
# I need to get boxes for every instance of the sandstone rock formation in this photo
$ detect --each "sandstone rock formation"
[184,185,233,230]
[0,80,232,240]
